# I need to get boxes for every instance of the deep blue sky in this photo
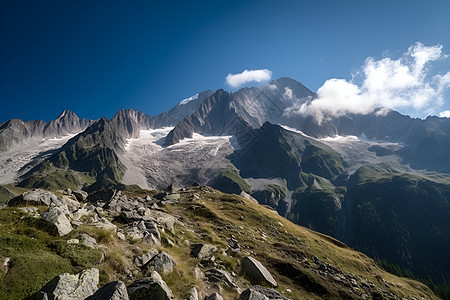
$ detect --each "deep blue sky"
[1,0,450,122]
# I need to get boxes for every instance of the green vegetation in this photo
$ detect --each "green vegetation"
[346,167,450,298]
[0,185,441,299]
[18,167,94,191]
[0,208,102,298]
[289,183,346,236]
[300,144,344,180]
[0,184,29,204]
[213,164,250,194]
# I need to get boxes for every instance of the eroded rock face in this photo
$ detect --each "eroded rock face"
[127,271,173,300]
[241,257,277,287]
[86,280,129,300]
[30,268,99,300]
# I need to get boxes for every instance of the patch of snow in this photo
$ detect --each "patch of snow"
[122,129,235,189]
[179,94,199,105]
[0,133,79,184]
[279,125,313,138]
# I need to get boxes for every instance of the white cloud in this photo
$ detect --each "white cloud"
[440,110,450,118]
[226,69,272,88]
[287,42,450,124]
[283,87,293,100]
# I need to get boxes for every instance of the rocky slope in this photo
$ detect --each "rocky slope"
[0,186,439,299]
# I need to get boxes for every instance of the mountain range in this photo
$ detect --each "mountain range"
[1,77,449,298]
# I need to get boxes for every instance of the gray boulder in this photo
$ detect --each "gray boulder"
[205,268,239,290]
[86,280,129,300]
[191,243,217,260]
[127,271,173,300]
[134,250,158,268]
[8,189,64,207]
[239,286,290,300]
[80,233,98,249]
[204,293,223,300]
[241,257,277,287]
[30,268,99,300]
[143,251,176,275]
[41,206,73,236]
[185,287,198,300]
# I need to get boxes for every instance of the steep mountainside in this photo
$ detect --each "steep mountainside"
[0,110,93,153]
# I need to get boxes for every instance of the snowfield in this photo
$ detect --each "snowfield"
[0,134,78,184]
[280,125,403,174]
[122,128,235,189]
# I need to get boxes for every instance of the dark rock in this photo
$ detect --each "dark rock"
[165,184,178,193]
[205,268,238,289]
[239,285,290,300]
[204,293,223,300]
[86,280,129,300]
[127,272,173,300]
[134,250,158,268]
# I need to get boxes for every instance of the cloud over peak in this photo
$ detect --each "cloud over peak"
[226,69,272,88]
[286,42,450,124]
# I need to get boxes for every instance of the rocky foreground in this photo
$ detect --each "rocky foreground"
[0,185,438,299]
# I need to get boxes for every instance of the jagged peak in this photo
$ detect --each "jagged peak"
[0,118,26,130]
[56,110,78,121]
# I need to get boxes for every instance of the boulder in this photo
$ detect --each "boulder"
[8,189,64,207]
[72,190,88,202]
[90,217,117,231]
[205,268,239,290]
[204,293,223,300]
[122,220,161,246]
[41,206,73,236]
[165,184,178,193]
[143,251,176,275]
[191,243,217,260]
[239,285,290,300]
[185,287,199,300]
[86,280,129,300]
[127,271,173,300]
[241,257,277,287]
[30,268,99,300]
[134,250,159,268]
[80,233,98,249]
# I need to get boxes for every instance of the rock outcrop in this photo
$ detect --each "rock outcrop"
[241,256,277,287]
[29,268,99,300]
[127,271,173,300]
[86,280,129,300]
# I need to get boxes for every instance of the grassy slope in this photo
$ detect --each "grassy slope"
[0,187,438,299]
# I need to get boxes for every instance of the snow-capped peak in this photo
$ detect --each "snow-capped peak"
[179,94,199,105]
